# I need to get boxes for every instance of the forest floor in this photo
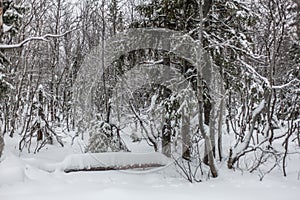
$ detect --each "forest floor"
[0,130,299,200]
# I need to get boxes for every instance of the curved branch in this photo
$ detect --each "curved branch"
[0,29,77,49]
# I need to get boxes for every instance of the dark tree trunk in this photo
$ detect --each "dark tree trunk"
[182,108,191,160]
[162,118,171,157]
[37,90,44,141]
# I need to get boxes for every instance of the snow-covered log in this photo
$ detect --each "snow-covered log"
[57,152,171,173]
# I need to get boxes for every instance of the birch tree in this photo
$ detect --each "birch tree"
[197,0,218,178]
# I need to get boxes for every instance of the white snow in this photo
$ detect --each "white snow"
[3,24,12,33]
[0,133,299,200]
[146,94,158,113]
[252,99,265,118]
[0,153,26,185]
[1,156,299,200]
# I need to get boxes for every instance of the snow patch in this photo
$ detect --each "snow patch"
[0,154,27,185]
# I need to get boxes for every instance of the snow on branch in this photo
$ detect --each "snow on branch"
[228,100,266,169]
[272,79,300,89]
[0,29,76,49]
[240,61,299,90]
[240,60,271,88]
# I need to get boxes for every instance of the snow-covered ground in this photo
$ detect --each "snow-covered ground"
[0,134,300,200]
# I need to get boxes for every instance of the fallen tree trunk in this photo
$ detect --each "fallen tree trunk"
[57,152,170,173]
[64,163,165,173]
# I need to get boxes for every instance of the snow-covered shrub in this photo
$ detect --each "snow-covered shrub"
[85,120,128,153]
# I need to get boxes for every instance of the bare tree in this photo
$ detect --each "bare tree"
[197,0,218,178]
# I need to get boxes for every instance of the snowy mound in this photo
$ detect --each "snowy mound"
[0,154,26,185]
[57,152,171,173]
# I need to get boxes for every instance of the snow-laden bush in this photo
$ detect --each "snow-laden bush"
[85,120,128,153]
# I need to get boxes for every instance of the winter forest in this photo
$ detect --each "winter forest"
[0,0,299,199]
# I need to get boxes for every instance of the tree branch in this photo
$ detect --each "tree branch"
[0,29,76,49]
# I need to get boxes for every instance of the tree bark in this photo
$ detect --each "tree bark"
[37,89,44,141]
[217,85,224,161]
[197,0,218,178]
[0,0,4,159]
[209,100,216,157]
[101,0,110,123]
[203,100,216,165]
[162,118,171,157]
[182,106,191,160]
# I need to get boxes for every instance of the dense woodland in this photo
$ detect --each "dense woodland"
[0,0,299,182]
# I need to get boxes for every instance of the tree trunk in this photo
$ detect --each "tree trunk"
[101,0,110,123]
[0,0,4,159]
[209,100,216,157]
[162,118,171,157]
[37,89,44,142]
[64,163,165,173]
[182,107,191,160]
[217,85,224,161]
[197,0,218,178]
[227,100,266,169]
[203,100,216,165]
